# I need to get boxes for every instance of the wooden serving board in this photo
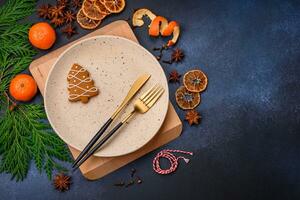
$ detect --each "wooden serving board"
[29,20,182,180]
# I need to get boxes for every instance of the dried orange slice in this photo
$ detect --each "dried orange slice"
[175,86,200,110]
[82,0,106,20]
[77,9,101,29]
[95,0,110,15]
[183,69,208,92]
[102,0,125,13]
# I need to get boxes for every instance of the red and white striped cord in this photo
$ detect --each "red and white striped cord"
[153,149,193,175]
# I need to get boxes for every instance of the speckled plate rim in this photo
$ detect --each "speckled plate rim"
[44,35,169,157]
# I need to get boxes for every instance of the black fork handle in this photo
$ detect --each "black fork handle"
[73,121,124,170]
[72,118,113,167]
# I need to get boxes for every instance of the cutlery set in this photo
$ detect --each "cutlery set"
[72,74,164,170]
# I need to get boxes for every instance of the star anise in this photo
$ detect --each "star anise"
[53,173,71,192]
[37,4,52,19]
[168,70,181,83]
[57,0,68,6]
[171,48,184,62]
[50,5,65,19]
[51,17,65,27]
[71,0,82,9]
[185,110,201,125]
[62,24,77,38]
[64,10,76,23]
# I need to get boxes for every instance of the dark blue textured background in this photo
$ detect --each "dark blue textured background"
[0,0,300,199]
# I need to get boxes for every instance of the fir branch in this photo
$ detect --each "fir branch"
[0,0,72,181]
[0,42,35,57]
[0,104,71,181]
[0,54,34,91]
[0,23,30,40]
[0,0,36,32]
[0,110,31,181]
[22,104,71,178]
[0,24,36,57]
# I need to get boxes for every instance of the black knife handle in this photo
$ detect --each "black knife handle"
[73,122,124,170]
[72,118,113,167]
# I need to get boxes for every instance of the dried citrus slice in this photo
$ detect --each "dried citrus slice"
[77,9,101,29]
[102,0,125,13]
[175,86,200,110]
[82,0,106,20]
[183,69,208,92]
[95,0,110,15]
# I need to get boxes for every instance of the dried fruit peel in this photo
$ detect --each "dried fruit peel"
[150,17,180,46]
[149,16,168,36]
[161,21,178,36]
[132,8,157,27]
[133,8,180,46]
[167,25,180,47]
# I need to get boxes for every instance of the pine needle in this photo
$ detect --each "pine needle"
[0,105,71,181]
[0,0,72,181]
[0,0,36,32]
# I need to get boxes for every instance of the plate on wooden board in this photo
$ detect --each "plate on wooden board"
[44,35,169,157]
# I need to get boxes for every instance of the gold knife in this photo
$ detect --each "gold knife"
[72,73,151,167]
[111,73,151,119]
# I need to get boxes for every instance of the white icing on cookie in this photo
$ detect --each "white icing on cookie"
[67,67,98,101]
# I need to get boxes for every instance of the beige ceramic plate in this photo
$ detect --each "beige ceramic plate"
[44,36,169,157]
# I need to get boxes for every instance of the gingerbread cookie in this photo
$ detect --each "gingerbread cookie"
[67,64,99,103]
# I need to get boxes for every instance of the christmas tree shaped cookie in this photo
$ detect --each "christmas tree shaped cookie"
[67,64,99,103]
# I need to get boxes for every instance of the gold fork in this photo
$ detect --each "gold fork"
[73,84,165,170]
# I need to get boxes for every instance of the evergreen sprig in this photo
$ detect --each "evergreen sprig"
[0,0,36,32]
[0,0,72,181]
[0,104,71,181]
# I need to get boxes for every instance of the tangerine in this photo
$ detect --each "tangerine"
[28,22,56,50]
[9,74,38,102]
